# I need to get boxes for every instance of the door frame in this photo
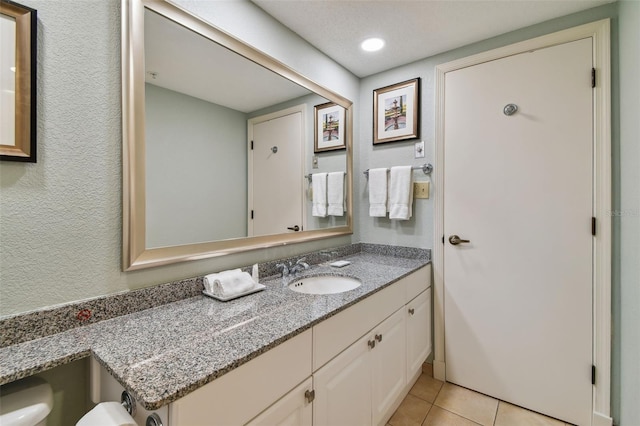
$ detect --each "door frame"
[247,104,307,236]
[433,20,612,425]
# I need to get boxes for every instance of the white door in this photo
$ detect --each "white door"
[250,110,303,236]
[444,38,593,426]
[314,333,373,426]
[371,309,406,425]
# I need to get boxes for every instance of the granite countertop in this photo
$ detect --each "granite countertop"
[0,249,429,410]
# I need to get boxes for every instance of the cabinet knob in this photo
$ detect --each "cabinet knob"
[304,389,315,403]
[408,308,415,315]
[375,334,382,342]
[368,339,376,349]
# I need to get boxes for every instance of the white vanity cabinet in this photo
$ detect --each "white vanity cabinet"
[312,265,431,426]
[247,377,313,426]
[372,308,407,424]
[91,265,431,426]
[313,308,407,426]
[406,289,432,380]
[169,329,312,426]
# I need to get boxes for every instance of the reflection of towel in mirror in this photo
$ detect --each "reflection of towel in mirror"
[204,269,257,297]
[327,172,345,216]
[368,168,388,217]
[312,173,328,217]
[388,166,414,220]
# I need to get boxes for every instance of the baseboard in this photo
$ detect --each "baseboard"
[434,360,446,381]
[592,411,613,426]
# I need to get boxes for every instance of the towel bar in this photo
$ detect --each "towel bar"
[363,163,432,178]
[304,171,346,184]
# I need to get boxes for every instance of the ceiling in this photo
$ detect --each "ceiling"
[252,0,615,77]
[145,8,312,113]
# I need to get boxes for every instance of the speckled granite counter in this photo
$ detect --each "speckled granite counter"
[0,246,429,410]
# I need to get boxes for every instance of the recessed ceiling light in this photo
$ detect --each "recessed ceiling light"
[361,38,385,52]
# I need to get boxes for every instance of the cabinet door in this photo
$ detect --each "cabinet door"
[314,333,373,426]
[371,309,406,425]
[247,378,312,426]
[406,289,432,379]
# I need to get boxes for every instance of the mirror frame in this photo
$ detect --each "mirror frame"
[0,0,36,162]
[122,0,353,271]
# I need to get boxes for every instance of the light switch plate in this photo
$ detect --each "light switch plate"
[414,182,430,199]
[414,141,425,158]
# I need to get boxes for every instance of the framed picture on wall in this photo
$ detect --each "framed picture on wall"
[314,102,346,153]
[373,78,419,145]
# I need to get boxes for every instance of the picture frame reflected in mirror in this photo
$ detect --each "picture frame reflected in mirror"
[314,102,346,153]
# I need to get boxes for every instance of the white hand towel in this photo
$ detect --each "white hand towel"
[327,172,345,216]
[312,173,328,217]
[389,166,414,220]
[368,168,388,217]
[204,269,257,297]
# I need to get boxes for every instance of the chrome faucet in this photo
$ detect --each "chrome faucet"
[276,262,289,277]
[290,257,309,275]
[276,257,309,277]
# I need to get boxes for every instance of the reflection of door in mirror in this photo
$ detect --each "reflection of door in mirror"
[249,107,304,237]
[124,0,352,269]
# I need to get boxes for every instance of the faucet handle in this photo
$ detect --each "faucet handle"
[276,263,289,277]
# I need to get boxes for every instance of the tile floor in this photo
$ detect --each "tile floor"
[388,366,573,426]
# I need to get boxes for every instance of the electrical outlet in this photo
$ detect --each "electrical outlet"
[312,156,319,169]
[414,182,430,199]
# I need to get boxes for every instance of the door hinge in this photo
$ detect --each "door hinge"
[251,210,254,220]
[592,365,596,385]
[442,235,445,244]
[592,217,596,236]
[250,140,254,150]
[591,68,596,88]
[304,389,315,403]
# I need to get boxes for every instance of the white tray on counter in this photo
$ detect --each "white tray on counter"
[202,284,266,302]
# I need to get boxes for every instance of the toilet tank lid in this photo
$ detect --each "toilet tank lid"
[0,377,53,426]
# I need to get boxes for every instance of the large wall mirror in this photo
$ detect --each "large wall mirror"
[122,0,353,270]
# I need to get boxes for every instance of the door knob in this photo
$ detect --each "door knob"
[287,225,300,232]
[449,235,470,245]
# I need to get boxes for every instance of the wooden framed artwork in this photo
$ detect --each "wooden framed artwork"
[0,0,37,162]
[314,102,345,153]
[373,78,419,145]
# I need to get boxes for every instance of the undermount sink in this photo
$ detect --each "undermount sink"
[288,275,361,295]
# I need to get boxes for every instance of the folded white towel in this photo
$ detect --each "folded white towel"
[312,173,328,217]
[327,172,345,216]
[204,269,258,297]
[389,166,414,220]
[369,168,388,217]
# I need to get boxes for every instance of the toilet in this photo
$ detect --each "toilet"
[0,377,53,426]
[76,402,137,426]
[0,376,137,426]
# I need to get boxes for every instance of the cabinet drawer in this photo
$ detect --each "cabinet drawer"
[405,264,431,304]
[247,377,313,426]
[169,329,312,426]
[313,274,406,371]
